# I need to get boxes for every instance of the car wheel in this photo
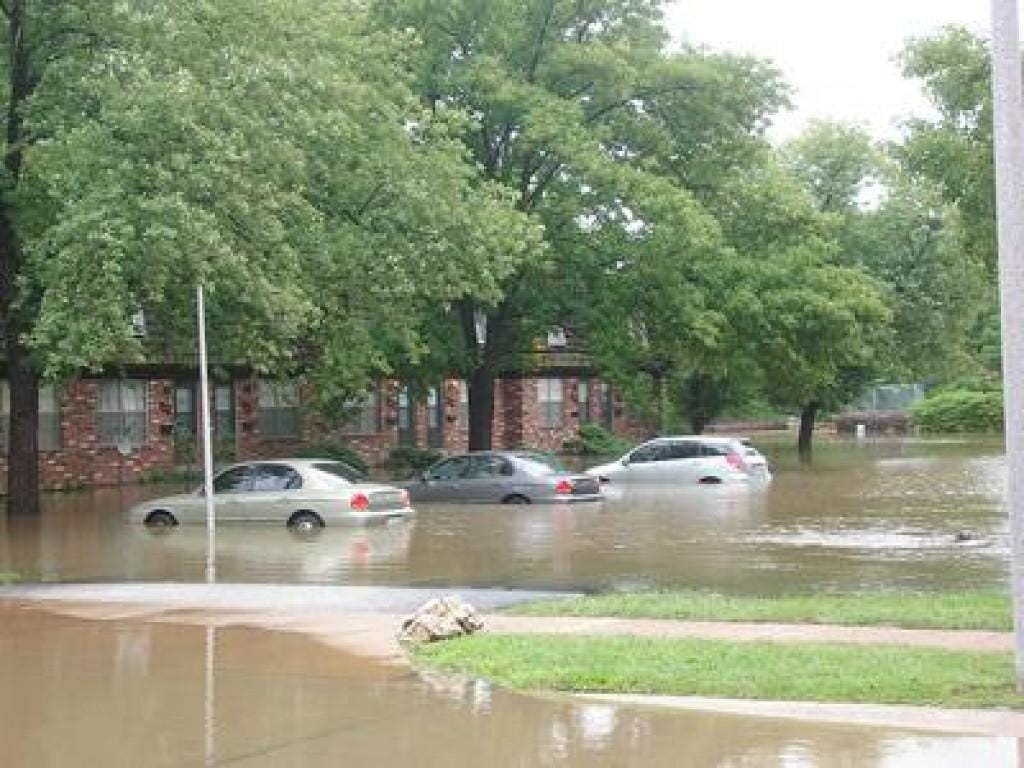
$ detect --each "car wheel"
[501,494,531,505]
[144,510,177,529]
[287,510,325,534]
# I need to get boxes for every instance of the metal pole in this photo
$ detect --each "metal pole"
[197,285,216,584]
[991,0,1024,690]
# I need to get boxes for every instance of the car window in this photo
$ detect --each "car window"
[313,461,364,483]
[666,441,700,460]
[213,466,250,494]
[629,443,669,463]
[428,457,470,481]
[248,464,302,491]
[700,442,730,457]
[466,455,512,479]
[513,452,567,472]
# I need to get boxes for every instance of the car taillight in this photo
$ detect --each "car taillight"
[555,479,573,495]
[726,453,747,471]
[350,493,370,511]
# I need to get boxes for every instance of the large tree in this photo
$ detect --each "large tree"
[370,0,790,448]
[3,0,538,514]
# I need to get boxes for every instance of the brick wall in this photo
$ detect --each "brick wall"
[0,378,176,492]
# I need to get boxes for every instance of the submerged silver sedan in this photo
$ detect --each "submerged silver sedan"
[128,459,413,531]
[408,451,602,504]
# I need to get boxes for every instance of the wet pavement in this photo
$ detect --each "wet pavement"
[1,437,1020,766]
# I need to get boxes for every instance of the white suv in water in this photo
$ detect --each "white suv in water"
[585,436,772,485]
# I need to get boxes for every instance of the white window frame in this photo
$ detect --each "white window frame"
[98,379,148,450]
[538,378,564,429]
[257,379,300,438]
[340,387,380,435]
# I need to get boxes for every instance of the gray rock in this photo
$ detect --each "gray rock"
[398,595,484,647]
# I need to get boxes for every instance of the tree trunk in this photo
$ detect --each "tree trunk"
[467,367,494,451]
[690,414,707,435]
[3,0,38,516]
[798,401,819,465]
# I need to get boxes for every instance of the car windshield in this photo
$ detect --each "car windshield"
[312,461,365,484]
[514,452,567,475]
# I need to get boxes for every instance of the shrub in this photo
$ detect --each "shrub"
[911,390,1004,434]
[295,443,370,475]
[388,445,442,478]
[562,424,631,456]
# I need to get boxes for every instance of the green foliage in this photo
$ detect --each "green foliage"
[295,443,370,476]
[0,572,23,585]
[911,390,1004,434]
[388,445,442,476]
[562,424,631,456]
[416,634,1024,710]
[513,590,1012,631]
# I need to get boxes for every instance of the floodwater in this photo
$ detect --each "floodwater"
[0,437,1018,767]
[0,437,1009,593]
[1,608,1018,768]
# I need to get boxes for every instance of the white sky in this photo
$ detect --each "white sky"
[662,0,995,141]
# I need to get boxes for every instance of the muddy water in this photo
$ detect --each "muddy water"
[0,438,1018,767]
[0,608,1017,768]
[0,438,1009,593]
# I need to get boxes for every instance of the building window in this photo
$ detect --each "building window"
[397,386,411,430]
[458,380,469,425]
[215,385,235,436]
[577,379,591,423]
[0,382,62,453]
[340,387,379,435]
[174,385,195,436]
[98,379,148,449]
[257,379,299,438]
[538,378,563,428]
[38,385,61,452]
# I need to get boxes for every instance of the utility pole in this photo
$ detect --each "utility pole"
[197,285,216,584]
[991,0,1024,690]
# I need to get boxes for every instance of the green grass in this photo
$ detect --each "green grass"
[511,591,1012,631]
[415,634,1024,710]
[0,572,21,585]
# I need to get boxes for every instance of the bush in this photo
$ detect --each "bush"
[911,390,1004,434]
[562,424,631,456]
[388,445,442,478]
[295,443,370,475]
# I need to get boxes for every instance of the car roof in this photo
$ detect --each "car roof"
[645,436,744,444]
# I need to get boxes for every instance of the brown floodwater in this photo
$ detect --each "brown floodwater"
[0,437,1009,594]
[1,608,1018,768]
[1,437,1017,767]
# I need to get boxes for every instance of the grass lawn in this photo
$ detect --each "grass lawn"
[415,634,1024,710]
[511,591,1012,631]
[0,572,20,584]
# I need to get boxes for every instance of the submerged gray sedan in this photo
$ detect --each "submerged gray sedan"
[128,459,413,531]
[408,451,602,504]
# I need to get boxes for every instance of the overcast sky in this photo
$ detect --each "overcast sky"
[662,0,995,141]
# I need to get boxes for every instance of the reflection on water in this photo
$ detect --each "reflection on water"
[0,608,1016,768]
[0,438,1010,594]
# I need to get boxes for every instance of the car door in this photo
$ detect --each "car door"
[245,463,303,521]
[622,442,670,481]
[658,440,702,482]
[211,465,252,521]
[462,454,508,502]
[418,456,472,502]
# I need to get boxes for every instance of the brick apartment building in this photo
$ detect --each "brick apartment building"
[0,338,650,491]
